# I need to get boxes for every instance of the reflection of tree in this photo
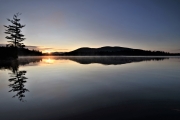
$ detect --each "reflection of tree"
[0,57,43,102]
[9,70,29,102]
[0,57,42,70]
[3,59,30,102]
[10,60,19,73]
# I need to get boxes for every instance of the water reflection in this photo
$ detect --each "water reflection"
[0,56,171,102]
[0,59,19,72]
[9,70,29,102]
[57,56,169,65]
[0,57,42,70]
[0,56,180,119]
[0,56,169,67]
[42,58,55,64]
[0,57,42,102]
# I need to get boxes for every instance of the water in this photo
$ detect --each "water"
[0,56,180,120]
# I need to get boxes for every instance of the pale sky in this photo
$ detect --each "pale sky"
[0,0,180,53]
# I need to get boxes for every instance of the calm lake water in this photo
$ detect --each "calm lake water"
[0,56,180,120]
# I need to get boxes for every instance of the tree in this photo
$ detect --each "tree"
[4,13,26,48]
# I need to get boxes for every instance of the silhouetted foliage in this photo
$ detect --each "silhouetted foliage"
[2,13,26,59]
[0,47,42,59]
[18,48,43,56]
[4,13,25,48]
[0,46,18,59]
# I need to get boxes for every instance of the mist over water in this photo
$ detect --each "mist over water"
[0,56,180,120]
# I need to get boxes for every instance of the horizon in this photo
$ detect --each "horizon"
[0,0,180,53]
[0,44,179,54]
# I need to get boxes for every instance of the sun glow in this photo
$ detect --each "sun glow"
[43,58,55,64]
[43,50,52,54]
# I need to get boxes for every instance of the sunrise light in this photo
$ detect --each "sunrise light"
[43,50,52,54]
[43,58,55,64]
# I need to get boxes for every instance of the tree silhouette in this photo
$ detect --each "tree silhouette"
[4,13,25,48]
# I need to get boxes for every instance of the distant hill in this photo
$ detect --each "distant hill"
[62,46,180,56]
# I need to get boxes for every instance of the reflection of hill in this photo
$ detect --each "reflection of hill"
[0,57,42,70]
[0,56,170,67]
[58,57,169,65]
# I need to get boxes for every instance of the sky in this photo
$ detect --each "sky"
[0,0,180,53]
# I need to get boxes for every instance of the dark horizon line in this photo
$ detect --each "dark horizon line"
[1,43,180,53]
[1,44,180,54]
[57,46,180,56]
[51,46,180,54]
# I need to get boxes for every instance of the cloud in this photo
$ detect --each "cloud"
[25,45,40,50]
[27,46,69,52]
[26,46,55,51]
[56,48,69,51]
[39,47,69,52]
[38,47,53,50]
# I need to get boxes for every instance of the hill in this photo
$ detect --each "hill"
[62,46,179,56]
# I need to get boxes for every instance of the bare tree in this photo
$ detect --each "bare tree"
[4,13,25,48]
